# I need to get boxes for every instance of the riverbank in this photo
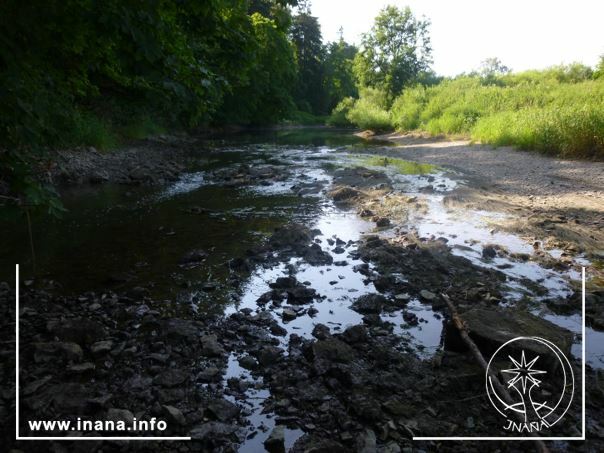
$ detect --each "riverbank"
[370,132,604,272]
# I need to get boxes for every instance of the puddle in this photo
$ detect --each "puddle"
[223,353,304,452]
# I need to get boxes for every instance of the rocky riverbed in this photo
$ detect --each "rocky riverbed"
[1,129,603,452]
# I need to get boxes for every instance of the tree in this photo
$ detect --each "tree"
[479,57,511,79]
[354,6,432,100]
[323,32,358,113]
[291,2,326,114]
[595,55,604,79]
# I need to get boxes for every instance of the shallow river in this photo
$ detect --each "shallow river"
[1,128,601,449]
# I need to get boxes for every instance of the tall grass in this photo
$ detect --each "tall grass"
[338,68,604,158]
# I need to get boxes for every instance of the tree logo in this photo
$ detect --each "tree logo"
[485,336,574,433]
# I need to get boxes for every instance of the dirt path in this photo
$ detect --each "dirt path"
[373,133,604,272]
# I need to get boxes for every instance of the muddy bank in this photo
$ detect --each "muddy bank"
[369,133,604,267]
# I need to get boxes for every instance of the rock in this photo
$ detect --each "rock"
[446,308,574,367]
[282,308,297,321]
[482,245,497,259]
[270,276,298,289]
[264,425,285,453]
[287,285,317,304]
[239,355,259,370]
[179,249,207,265]
[357,428,377,453]
[201,334,225,357]
[197,366,222,383]
[90,340,113,355]
[190,421,238,441]
[308,338,355,364]
[153,369,187,388]
[312,324,331,340]
[374,217,391,228]
[419,290,436,302]
[352,294,387,314]
[46,318,106,345]
[207,398,240,421]
[107,408,135,425]
[68,362,96,373]
[328,186,363,203]
[34,342,83,363]
[162,405,186,426]
[22,376,52,396]
[162,318,199,342]
[394,293,411,302]
[342,325,368,344]
[270,224,314,250]
[257,346,282,366]
[402,311,418,326]
[304,243,334,265]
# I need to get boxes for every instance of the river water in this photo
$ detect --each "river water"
[1,128,600,449]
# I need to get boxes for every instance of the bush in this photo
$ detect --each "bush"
[327,97,356,127]
[385,70,604,158]
[344,88,392,131]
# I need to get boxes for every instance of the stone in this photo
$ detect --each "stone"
[239,355,259,370]
[446,308,574,367]
[46,318,106,345]
[179,249,207,265]
[201,334,225,357]
[22,376,52,396]
[342,325,368,344]
[358,428,377,453]
[352,294,387,314]
[190,422,237,441]
[374,217,391,228]
[282,308,297,321]
[34,342,83,363]
[264,425,285,453]
[309,338,355,363]
[153,369,187,388]
[419,290,436,302]
[162,405,186,426]
[207,398,240,421]
[90,340,113,355]
[482,245,497,259]
[257,346,282,366]
[312,323,331,340]
[107,408,135,425]
[68,362,95,373]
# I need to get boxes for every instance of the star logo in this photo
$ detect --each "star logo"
[501,350,547,393]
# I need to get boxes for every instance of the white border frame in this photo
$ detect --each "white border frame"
[15,264,191,441]
[413,266,587,441]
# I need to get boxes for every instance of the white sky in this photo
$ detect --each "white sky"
[311,0,604,76]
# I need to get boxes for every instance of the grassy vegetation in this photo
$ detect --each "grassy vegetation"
[336,66,604,158]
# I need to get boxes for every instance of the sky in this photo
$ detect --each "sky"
[311,0,604,76]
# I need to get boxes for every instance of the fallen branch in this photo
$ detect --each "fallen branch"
[442,293,549,453]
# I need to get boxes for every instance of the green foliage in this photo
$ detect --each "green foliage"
[345,88,393,131]
[327,97,356,127]
[354,6,432,100]
[323,38,358,113]
[291,6,326,114]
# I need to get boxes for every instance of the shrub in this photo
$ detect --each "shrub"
[327,97,356,127]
